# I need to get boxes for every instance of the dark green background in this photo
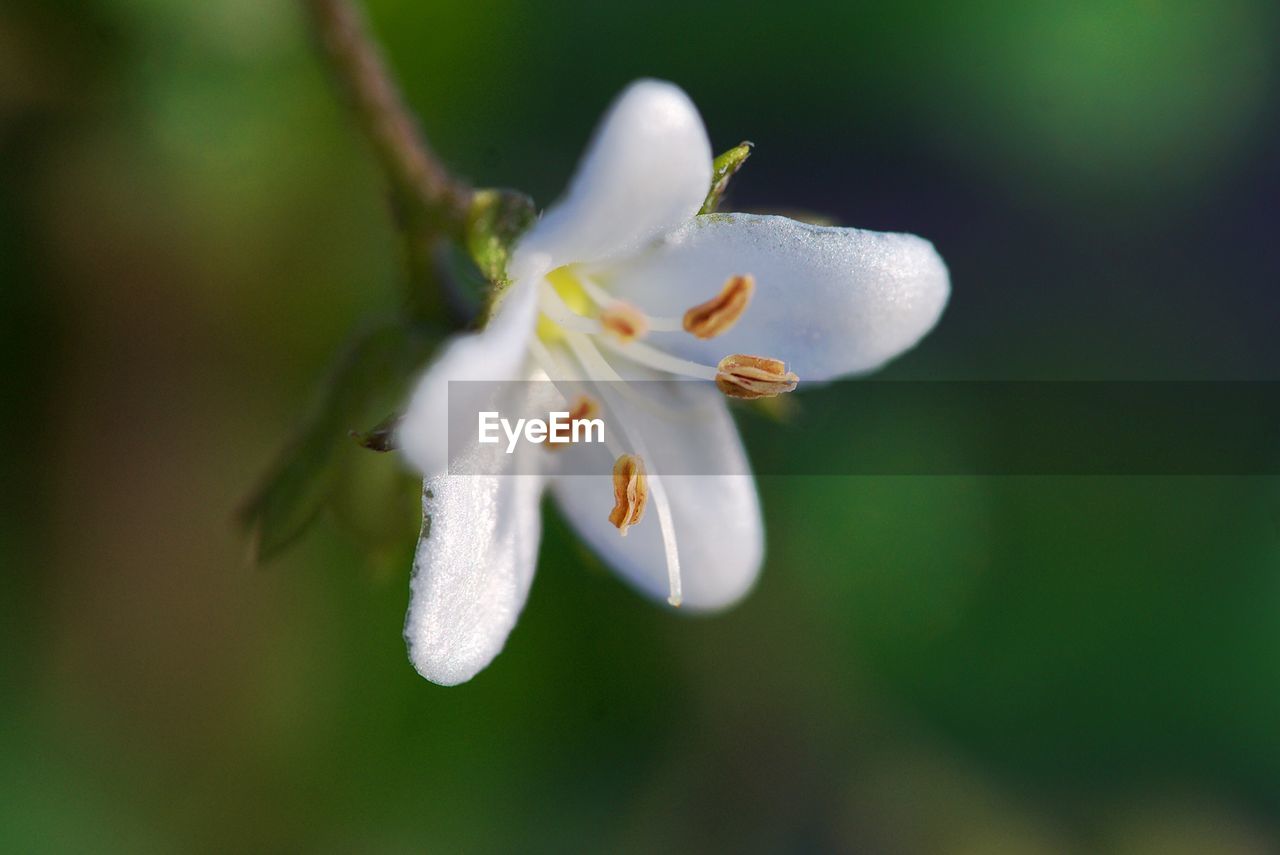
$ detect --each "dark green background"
[3,0,1279,851]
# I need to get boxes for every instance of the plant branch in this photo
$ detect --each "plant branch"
[302,0,473,241]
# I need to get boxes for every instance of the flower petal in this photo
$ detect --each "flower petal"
[550,378,763,610]
[511,80,712,277]
[404,466,544,686]
[397,279,539,477]
[598,213,950,381]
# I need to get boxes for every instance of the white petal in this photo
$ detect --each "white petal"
[511,80,712,277]
[599,213,950,381]
[550,379,762,610]
[404,465,544,686]
[397,279,539,477]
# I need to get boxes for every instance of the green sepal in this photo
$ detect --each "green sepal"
[237,319,441,564]
[465,188,537,288]
[700,141,754,214]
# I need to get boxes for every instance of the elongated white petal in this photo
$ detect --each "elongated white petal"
[397,279,539,477]
[511,80,712,276]
[405,463,544,686]
[551,378,762,610]
[599,214,950,381]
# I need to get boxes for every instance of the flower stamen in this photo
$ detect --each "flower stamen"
[683,274,754,339]
[596,337,719,381]
[715,354,799,399]
[608,453,648,535]
[568,393,600,423]
[538,281,600,338]
[545,394,600,452]
[600,301,650,343]
[564,333,683,606]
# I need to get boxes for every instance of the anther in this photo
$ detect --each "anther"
[683,274,754,339]
[568,394,600,423]
[608,454,648,535]
[546,394,600,452]
[715,354,799,399]
[600,302,649,343]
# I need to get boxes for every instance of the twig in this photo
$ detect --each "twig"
[302,0,473,284]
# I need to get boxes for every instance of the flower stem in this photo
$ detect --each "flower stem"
[302,0,473,316]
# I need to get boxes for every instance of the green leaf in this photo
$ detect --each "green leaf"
[329,438,423,556]
[465,188,537,286]
[700,141,754,214]
[237,318,441,564]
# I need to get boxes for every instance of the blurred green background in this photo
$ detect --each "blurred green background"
[3,0,1280,851]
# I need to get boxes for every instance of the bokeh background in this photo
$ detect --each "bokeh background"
[4,0,1280,851]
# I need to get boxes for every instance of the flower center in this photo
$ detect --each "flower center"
[535,267,593,343]
[528,264,797,609]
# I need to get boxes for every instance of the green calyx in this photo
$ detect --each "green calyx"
[465,188,537,289]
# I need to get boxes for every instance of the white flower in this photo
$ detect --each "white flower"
[397,79,949,685]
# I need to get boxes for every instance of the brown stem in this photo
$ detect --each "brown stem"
[302,0,472,241]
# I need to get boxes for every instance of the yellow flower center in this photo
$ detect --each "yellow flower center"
[535,267,593,343]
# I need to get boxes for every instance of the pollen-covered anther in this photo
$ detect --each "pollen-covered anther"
[683,274,755,339]
[599,301,649,343]
[715,354,799,400]
[567,394,600,423]
[608,454,648,536]
[546,394,600,452]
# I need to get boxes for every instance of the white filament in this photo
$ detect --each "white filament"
[577,273,683,331]
[527,335,626,460]
[564,331,683,607]
[538,282,602,334]
[597,337,719,381]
